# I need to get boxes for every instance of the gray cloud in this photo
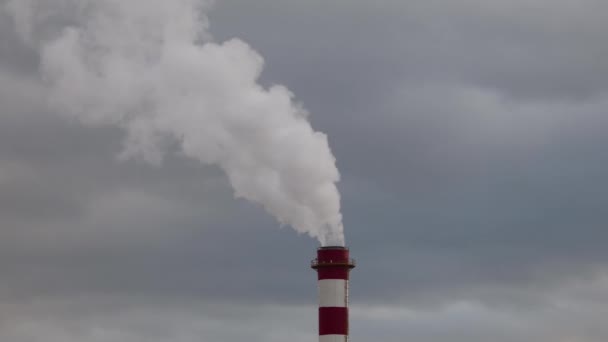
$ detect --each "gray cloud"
[1,0,608,341]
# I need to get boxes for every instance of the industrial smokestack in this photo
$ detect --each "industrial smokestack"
[312,246,355,342]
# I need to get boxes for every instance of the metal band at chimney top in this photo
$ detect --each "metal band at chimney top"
[311,246,355,342]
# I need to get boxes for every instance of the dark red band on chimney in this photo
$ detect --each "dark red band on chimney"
[317,267,350,280]
[317,248,349,263]
[319,307,348,335]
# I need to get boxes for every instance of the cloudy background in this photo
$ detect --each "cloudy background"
[1,0,608,341]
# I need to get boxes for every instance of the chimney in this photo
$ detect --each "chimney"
[311,246,355,342]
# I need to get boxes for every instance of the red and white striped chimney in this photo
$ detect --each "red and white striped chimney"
[311,246,355,342]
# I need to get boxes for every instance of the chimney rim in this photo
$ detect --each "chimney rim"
[318,246,348,250]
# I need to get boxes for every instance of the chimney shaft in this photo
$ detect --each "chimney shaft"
[311,246,355,342]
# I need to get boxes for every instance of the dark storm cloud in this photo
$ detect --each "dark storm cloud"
[1,0,608,341]
[212,0,608,101]
[0,9,38,74]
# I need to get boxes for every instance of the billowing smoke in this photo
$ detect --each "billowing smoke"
[5,0,344,246]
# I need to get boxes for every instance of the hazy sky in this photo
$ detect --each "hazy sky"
[1,0,608,341]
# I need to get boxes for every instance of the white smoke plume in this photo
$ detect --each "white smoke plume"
[5,0,345,246]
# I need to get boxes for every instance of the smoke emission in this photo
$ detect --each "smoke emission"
[5,0,344,246]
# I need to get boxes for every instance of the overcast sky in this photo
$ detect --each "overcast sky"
[1,0,608,341]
